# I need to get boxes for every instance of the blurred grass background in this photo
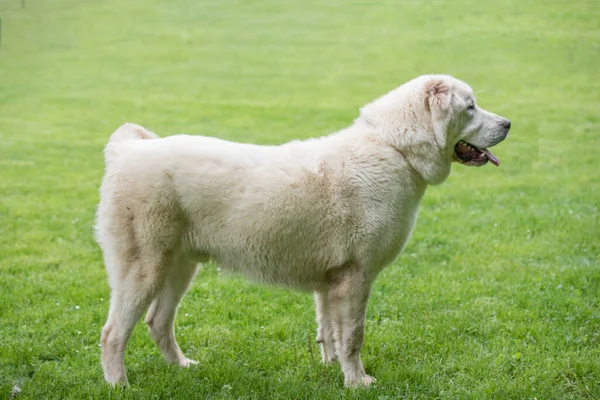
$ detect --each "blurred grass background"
[0,1,598,398]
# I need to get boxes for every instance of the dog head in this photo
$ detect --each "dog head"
[424,77,511,167]
[358,74,510,184]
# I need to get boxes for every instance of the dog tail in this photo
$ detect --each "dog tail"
[104,123,159,166]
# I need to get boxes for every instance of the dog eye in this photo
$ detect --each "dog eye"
[467,104,475,111]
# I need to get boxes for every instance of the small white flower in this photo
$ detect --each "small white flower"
[223,384,232,390]
[493,223,498,228]
[52,214,57,219]
[185,313,189,317]
[569,209,573,214]
[75,305,80,310]
[56,302,60,306]
[10,386,21,397]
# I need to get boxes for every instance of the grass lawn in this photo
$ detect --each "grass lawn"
[1,0,599,398]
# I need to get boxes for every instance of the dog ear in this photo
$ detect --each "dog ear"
[424,80,450,149]
[424,80,450,112]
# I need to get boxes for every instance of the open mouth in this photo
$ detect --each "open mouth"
[453,141,500,167]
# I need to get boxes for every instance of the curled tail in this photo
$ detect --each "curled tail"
[104,123,160,165]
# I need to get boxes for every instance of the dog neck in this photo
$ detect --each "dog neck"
[355,112,452,186]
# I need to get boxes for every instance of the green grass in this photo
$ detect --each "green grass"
[1,0,599,398]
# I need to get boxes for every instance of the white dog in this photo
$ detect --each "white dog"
[96,74,510,387]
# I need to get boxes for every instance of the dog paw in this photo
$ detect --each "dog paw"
[345,375,377,388]
[321,358,336,366]
[361,375,377,386]
[321,353,338,365]
[104,370,128,387]
[179,358,198,367]
[106,377,128,387]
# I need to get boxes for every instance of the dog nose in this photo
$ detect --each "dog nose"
[502,119,511,130]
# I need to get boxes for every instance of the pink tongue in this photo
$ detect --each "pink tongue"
[482,148,500,166]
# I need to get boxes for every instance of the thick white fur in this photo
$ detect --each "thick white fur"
[96,75,510,387]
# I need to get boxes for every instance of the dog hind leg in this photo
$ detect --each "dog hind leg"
[101,253,166,385]
[145,260,198,367]
[314,290,337,364]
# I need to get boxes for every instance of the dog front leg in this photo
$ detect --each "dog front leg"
[328,269,375,387]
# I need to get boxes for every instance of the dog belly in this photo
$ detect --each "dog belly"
[228,261,330,291]
[184,226,346,291]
